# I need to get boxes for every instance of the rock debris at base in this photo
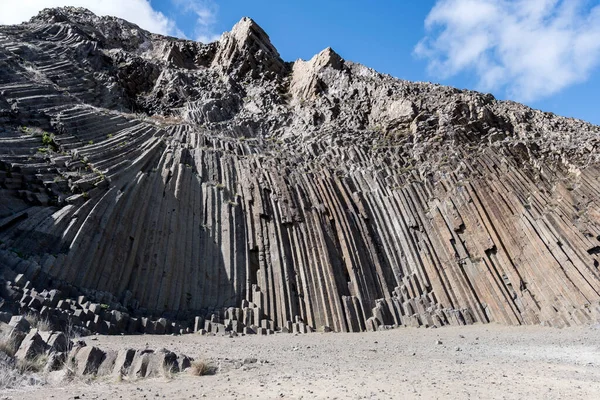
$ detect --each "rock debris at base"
[0,319,197,388]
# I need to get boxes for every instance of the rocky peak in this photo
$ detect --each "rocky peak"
[28,7,155,53]
[212,17,286,79]
[29,6,98,24]
[311,47,344,70]
[290,47,345,100]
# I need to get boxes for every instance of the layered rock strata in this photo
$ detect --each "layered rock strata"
[0,7,599,334]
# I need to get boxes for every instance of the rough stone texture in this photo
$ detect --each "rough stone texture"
[14,329,47,360]
[97,349,117,376]
[0,311,12,323]
[73,345,106,375]
[1,314,194,380]
[129,349,154,379]
[39,331,69,352]
[146,348,180,377]
[0,7,599,334]
[8,316,30,333]
[113,348,136,377]
[44,350,66,372]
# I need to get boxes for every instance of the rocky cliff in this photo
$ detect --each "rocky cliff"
[1,7,599,333]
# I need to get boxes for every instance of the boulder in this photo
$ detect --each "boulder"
[129,349,154,379]
[44,351,67,372]
[126,317,140,334]
[0,311,12,324]
[98,350,117,375]
[14,330,48,360]
[113,348,136,376]
[154,318,168,335]
[8,315,30,332]
[110,310,129,331]
[194,316,204,333]
[178,354,192,371]
[145,348,179,377]
[74,346,106,375]
[40,331,70,353]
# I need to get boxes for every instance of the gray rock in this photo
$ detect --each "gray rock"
[0,6,598,336]
[98,350,117,376]
[39,331,70,353]
[194,316,204,333]
[178,354,192,371]
[145,349,179,377]
[0,311,12,324]
[113,348,136,376]
[74,346,106,375]
[44,351,67,372]
[15,330,48,360]
[8,315,30,333]
[129,350,154,379]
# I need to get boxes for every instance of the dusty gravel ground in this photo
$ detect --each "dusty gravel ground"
[3,323,600,400]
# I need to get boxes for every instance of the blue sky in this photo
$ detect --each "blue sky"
[2,0,599,125]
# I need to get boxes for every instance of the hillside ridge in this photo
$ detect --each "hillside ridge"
[0,7,599,335]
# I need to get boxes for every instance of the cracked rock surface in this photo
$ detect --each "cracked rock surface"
[1,7,599,334]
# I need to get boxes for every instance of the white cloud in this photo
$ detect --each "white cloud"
[172,0,221,43]
[0,0,179,36]
[415,0,600,102]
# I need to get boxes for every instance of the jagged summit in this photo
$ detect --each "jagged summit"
[211,16,285,78]
[28,7,150,37]
[0,8,599,335]
[290,47,345,100]
[227,17,273,49]
[30,6,97,23]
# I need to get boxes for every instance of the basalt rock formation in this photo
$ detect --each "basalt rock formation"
[1,7,600,334]
[0,313,197,388]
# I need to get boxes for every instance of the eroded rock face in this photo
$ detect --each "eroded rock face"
[0,7,599,333]
[211,17,285,79]
[290,47,344,100]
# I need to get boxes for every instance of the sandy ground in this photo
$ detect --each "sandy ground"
[3,324,600,400]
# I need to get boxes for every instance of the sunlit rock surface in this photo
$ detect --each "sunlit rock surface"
[1,7,599,333]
